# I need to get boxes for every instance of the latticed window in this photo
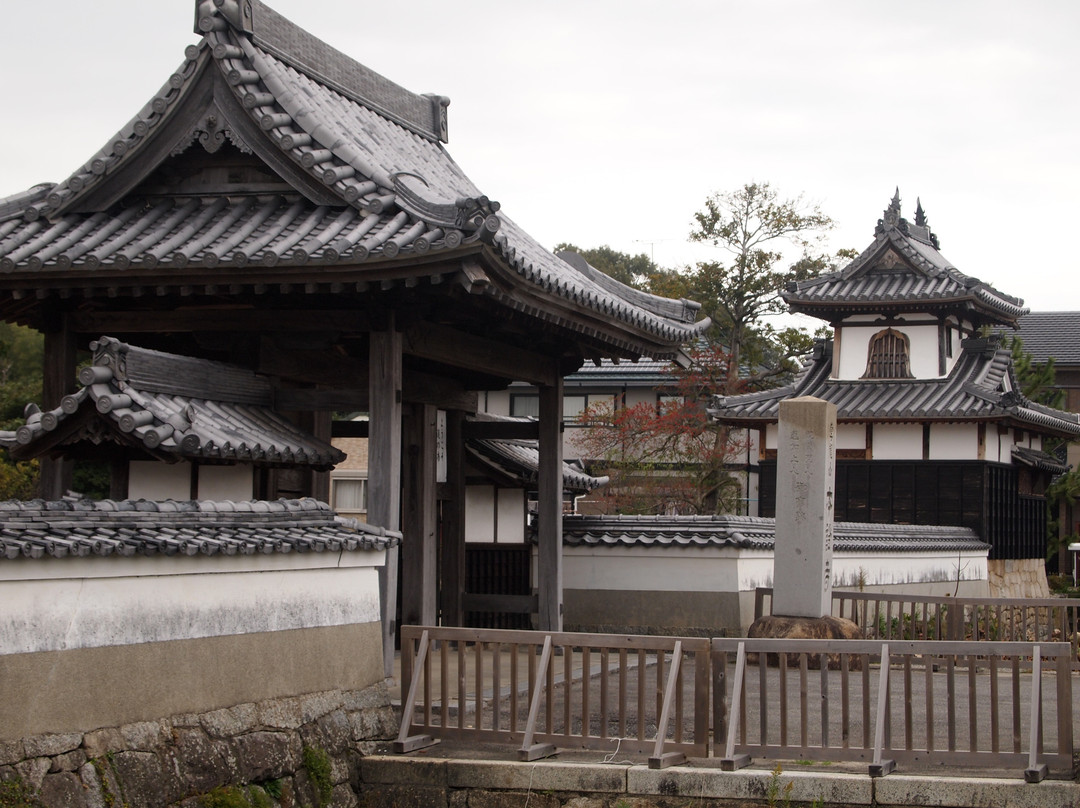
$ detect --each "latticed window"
[863,328,913,378]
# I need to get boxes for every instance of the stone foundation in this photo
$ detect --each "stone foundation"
[0,682,397,808]
[987,558,1050,599]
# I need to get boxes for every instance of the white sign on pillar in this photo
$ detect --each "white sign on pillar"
[771,396,837,619]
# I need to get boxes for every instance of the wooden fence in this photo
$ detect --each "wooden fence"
[395,626,1074,779]
[713,638,1073,781]
[395,626,710,768]
[755,587,1080,668]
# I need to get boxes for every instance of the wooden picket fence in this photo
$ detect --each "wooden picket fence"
[754,587,1080,669]
[395,626,1074,780]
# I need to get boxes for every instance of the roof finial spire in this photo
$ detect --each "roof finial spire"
[915,197,928,228]
[883,187,901,227]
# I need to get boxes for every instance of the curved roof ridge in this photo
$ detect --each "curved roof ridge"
[198,0,448,143]
[784,193,1027,325]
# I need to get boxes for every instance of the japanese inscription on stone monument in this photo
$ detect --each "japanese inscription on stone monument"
[771,396,837,618]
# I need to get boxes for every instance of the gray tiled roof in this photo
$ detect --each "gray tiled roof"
[783,194,1026,325]
[562,514,988,553]
[0,497,400,560]
[565,357,676,387]
[1,336,344,468]
[0,0,707,357]
[465,414,608,492]
[1015,312,1080,365]
[469,438,608,493]
[1012,446,1070,474]
[709,335,1080,438]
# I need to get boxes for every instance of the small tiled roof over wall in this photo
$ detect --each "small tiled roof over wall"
[0,497,399,560]
[1,336,344,468]
[562,514,988,553]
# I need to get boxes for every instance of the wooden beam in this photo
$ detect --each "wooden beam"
[331,419,368,438]
[404,322,559,387]
[401,403,438,628]
[72,308,368,334]
[39,310,77,498]
[263,350,478,412]
[441,410,466,627]
[370,322,403,677]
[462,420,540,441]
[537,378,564,632]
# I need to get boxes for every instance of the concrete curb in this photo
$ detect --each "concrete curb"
[362,755,1080,807]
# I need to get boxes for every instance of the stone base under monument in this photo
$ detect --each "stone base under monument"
[747,614,863,669]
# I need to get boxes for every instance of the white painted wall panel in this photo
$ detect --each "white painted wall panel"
[127,461,190,500]
[929,423,978,459]
[197,465,253,500]
[497,488,526,543]
[836,423,866,450]
[872,423,922,459]
[0,563,383,655]
[465,485,495,543]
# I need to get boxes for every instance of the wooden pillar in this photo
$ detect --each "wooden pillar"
[537,377,564,632]
[401,402,438,628]
[40,312,77,499]
[310,409,332,503]
[441,409,467,627]
[369,321,403,678]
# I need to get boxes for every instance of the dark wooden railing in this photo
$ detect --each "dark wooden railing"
[755,588,1080,669]
[713,638,1073,781]
[395,626,710,767]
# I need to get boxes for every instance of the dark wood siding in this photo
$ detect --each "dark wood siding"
[464,543,532,629]
[758,459,1047,560]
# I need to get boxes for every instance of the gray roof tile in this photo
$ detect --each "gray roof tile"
[562,514,988,553]
[1015,312,1080,365]
[1,337,344,468]
[0,1,707,357]
[710,335,1080,438]
[0,496,399,560]
[784,194,1026,325]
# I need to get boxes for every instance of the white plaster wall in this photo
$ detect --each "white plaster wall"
[624,389,655,408]
[0,552,384,655]
[764,423,778,456]
[929,422,978,460]
[871,423,922,459]
[562,544,987,597]
[127,461,190,500]
[197,465,253,500]
[835,322,940,380]
[832,550,988,591]
[836,423,866,451]
[481,389,511,416]
[497,488,526,543]
[465,485,495,542]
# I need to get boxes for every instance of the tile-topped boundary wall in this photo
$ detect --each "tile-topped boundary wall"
[0,500,390,741]
[0,683,397,807]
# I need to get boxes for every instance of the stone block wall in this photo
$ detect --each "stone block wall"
[0,683,397,808]
[987,558,1051,598]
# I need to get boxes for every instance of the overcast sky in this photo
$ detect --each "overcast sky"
[2,1,1077,317]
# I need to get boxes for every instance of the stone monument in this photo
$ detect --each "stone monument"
[748,396,861,659]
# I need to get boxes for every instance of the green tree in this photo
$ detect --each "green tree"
[553,242,658,290]
[0,324,43,499]
[1005,334,1064,409]
[689,182,835,391]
